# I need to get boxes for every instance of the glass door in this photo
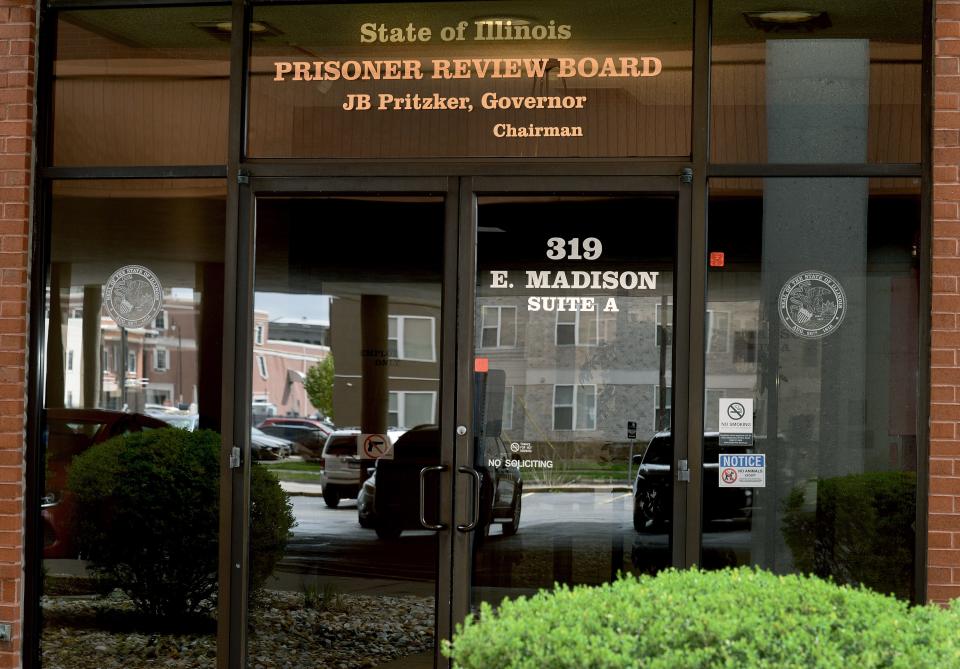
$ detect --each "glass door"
[241,178,459,669]
[237,176,694,668]
[452,177,694,626]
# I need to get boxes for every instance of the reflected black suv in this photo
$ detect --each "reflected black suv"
[633,432,753,533]
[365,425,522,540]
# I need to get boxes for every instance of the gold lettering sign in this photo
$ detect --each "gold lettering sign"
[248,5,693,158]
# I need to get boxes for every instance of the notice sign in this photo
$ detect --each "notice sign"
[718,454,766,488]
[358,433,394,460]
[718,398,753,447]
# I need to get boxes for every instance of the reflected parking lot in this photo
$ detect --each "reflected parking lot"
[275,489,757,602]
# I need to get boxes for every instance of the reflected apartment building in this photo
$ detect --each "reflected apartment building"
[53,296,330,423]
[251,311,328,423]
[57,291,200,412]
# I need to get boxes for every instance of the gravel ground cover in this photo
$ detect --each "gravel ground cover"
[41,590,434,669]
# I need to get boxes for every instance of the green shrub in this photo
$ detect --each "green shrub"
[444,568,960,669]
[68,428,294,617]
[782,471,916,600]
[250,461,295,591]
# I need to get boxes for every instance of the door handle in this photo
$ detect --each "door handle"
[419,465,447,530]
[457,466,482,532]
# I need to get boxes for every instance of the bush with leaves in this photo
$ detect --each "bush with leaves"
[782,470,916,600]
[249,459,295,592]
[444,567,960,669]
[68,428,294,618]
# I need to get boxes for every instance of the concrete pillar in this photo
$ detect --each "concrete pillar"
[360,295,389,434]
[81,285,101,408]
[44,263,70,409]
[197,263,224,431]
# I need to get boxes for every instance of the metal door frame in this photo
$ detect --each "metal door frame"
[229,176,460,669]
[449,175,701,654]
[228,173,702,668]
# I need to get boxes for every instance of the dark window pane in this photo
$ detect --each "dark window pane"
[53,8,230,166]
[711,2,921,164]
[500,308,517,346]
[556,323,576,345]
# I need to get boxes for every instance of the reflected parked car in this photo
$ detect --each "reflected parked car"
[151,413,199,431]
[257,423,328,460]
[258,417,333,436]
[357,468,376,528]
[319,430,369,508]
[363,425,522,540]
[42,408,170,559]
[633,431,753,533]
[251,427,292,460]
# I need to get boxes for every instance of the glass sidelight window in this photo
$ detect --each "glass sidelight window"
[39,179,226,666]
[702,177,921,600]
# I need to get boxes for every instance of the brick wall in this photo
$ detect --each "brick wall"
[0,1,33,666]
[932,0,960,604]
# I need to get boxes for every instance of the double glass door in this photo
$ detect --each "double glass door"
[243,176,694,668]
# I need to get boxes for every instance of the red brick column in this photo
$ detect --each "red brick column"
[0,1,34,665]
[931,0,960,604]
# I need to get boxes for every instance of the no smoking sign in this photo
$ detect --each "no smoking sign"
[718,398,753,447]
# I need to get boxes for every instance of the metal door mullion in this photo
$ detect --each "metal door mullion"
[671,180,694,569]
[471,175,679,193]
[220,1,251,666]
[450,178,478,649]
[682,0,711,569]
[245,176,449,194]
[435,176,460,668]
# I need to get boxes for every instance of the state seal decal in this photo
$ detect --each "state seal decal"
[778,270,846,339]
[104,265,163,329]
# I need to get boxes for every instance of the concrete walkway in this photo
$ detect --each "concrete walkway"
[279,480,631,497]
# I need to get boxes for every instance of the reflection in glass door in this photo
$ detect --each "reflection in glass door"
[248,194,447,668]
[468,194,679,610]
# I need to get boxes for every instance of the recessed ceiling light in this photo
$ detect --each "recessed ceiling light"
[744,10,831,33]
[194,21,278,40]
[754,11,818,23]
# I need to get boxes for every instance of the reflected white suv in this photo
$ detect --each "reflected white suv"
[319,430,365,508]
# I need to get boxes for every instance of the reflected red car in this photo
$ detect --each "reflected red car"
[42,408,168,559]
